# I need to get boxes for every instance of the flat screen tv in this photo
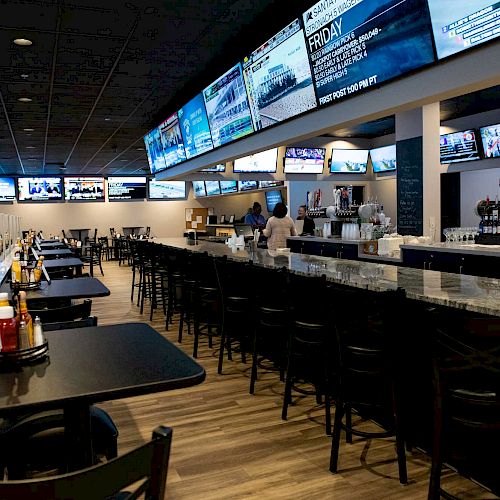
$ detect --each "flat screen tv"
[199,164,226,173]
[205,180,221,196]
[220,180,238,194]
[233,148,278,173]
[144,127,168,174]
[427,1,500,60]
[480,123,500,159]
[265,190,283,213]
[203,63,254,147]
[284,147,325,174]
[107,177,147,200]
[370,145,397,172]
[238,181,258,192]
[178,94,214,159]
[148,180,186,200]
[302,0,435,106]
[64,177,105,201]
[192,181,207,197]
[258,180,284,188]
[243,18,317,131]
[158,112,186,170]
[17,177,63,202]
[0,178,16,201]
[439,130,481,164]
[330,149,369,173]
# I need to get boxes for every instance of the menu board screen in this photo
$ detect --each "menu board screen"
[302,0,435,106]
[330,149,368,173]
[108,177,147,200]
[158,113,186,169]
[64,177,105,201]
[440,130,481,164]
[243,19,317,131]
[17,177,63,202]
[144,127,167,174]
[233,148,278,173]
[148,180,186,200]
[0,178,16,201]
[192,181,207,197]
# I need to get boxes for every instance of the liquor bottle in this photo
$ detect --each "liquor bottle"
[492,207,499,235]
[479,216,484,234]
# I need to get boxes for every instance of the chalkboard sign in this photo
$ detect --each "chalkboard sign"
[397,137,423,235]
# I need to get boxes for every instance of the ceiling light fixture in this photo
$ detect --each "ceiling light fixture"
[18,97,32,102]
[104,117,111,121]
[20,74,29,79]
[136,147,144,151]
[13,38,32,46]
[23,128,34,132]
[26,146,36,149]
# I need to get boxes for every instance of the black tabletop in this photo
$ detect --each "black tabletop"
[0,323,206,415]
[38,242,68,250]
[38,248,73,257]
[42,257,84,269]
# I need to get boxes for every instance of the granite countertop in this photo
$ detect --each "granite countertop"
[287,236,364,245]
[401,242,500,257]
[153,238,500,317]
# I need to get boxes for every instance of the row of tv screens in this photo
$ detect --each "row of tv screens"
[192,180,284,198]
[0,177,188,202]
[144,0,500,174]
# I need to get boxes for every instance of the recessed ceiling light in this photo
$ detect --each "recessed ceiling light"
[20,74,29,79]
[120,159,128,162]
[13,38,32,46]
[26,146,36,149]
[104,117,111,121]
[23,128,34,132]
[136,147,144,151]
[18,97,32,103]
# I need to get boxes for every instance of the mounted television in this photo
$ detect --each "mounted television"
[17,177,63,202]
[370,145,397,172]
[192,181,206,197]
[330,149,369,174]
[64,177,105,201]
[203,63,254,147]
[107,177,147,200]
[427,1,500,60]
[265,190,283,213]
[199,164,226,173]
[158,112,186,169]
[480,123,500,159]
[243,18,317,131]
[302,0,435,106]
[178,94,214,159]
[0,178,16,201]
[148,180,186,200]
[238,181,258,191]
[205,180,221,196]
[144,127,167,174]
[220,180,238,194]
[259,180,284,188]
[233,148,278,173]
[439,130,481,164]
[284,147,325,174]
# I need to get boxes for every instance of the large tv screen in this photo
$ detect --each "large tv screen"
[238,181,258,192]
[480,123,500,159]
[178,94,214,159]
[203,63,254,147]
[284,147,325,174]
[302,0,435,107]
[192,181,207,197]
[144,127,167,174]
[440,130,481,164]
[427,1,500,60]
[64,177,105,201]
[370,145,397,172]
[205,180,221,196]
[158,113,186,169]
[107,177,147,200]
[199,164,226,173]
[220,180,238,194]
[259,180,284,188]
[233,148,278,173]
[17,177,63,202]
[148,180,186,200]
[330,149,368,173]
[265,190,283,213]
[243,19,317,131]
[0,178,16,201]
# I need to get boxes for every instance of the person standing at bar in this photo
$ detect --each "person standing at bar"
[263,202,297,250]
[244,202,266,230]
[297,205,315,235]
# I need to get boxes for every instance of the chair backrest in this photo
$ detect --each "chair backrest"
[0,425,172,500]
[43,316,98,332]
[61,229,66,238]
[29,299,92,324]
[110,227,115,237]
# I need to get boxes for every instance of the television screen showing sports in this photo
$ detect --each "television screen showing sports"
[205,181,221,196]
[440,130,481,164]
[144,127,167,174]
[265,190,283,212]
[480,123,500,159]
[259,180,284,188]
[178,94,214,159]
[0,178,16,201]
[427,1,500,59]
[107,177,147,200]
[284,147,325,174]
[64,177,105,201]
[370,145,397,172]
[220,180,238,194]
[302,0,435,106]
[330,149,368,173]
[158,113,186,169]
[148,180,186,200]
[243,19,317,131]
[192,181,207,197]
[238,181,258,191]
[233,148,278,173]
[17,177,63,202]
[199,164,226,172]
[203,63,254,147]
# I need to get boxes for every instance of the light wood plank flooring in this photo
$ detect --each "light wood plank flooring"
[90,260,495,499]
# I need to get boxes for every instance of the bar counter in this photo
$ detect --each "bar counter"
[152,238,500,317]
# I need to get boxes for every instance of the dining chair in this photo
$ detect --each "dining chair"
[29,299,92,323]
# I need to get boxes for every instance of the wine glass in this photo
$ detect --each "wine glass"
[443,228,451,244]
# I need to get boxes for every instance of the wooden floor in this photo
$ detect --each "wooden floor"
[90,259,495,499]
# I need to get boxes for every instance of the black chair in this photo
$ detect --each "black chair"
[43,316,98,331]
[98,236,111,261]
[0,426,172,499]
[139,242,168,321]
[61,229,67,239]
[84,228,98,247]
[29,299,92,324]
[81,242,104,276]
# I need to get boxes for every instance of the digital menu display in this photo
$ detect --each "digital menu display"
[302,0,435,106]
[233,148,278,173]
[265,190,283,213]
[205,181,221,196]
[203,63,254,147]
[220,180,238,194]
[148,180,186,200]
[107,177,147,200]
[178,94,214,159]
[427,1,500,59]
[144,127,167,174]
[158,113,186,169]
[0,178,16,201]
[480,123,500,158]
[238,181,258,191]
[243,19,317,131]
[284,147,325,174]
[192,181,207,197]
[199,164,226,172]
[17,177,63,202]
[440,130,481,164]
[330,149,368,173]
[370,145,397,172]
[64,177,105,201]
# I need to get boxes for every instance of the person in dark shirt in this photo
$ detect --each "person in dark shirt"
[297,205,315,235]
[244,202,266,230]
